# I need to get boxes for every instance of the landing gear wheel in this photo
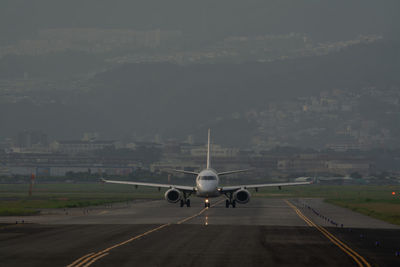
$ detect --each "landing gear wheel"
[232,200,236,208]
[186,199,191,207]
[225,200,230,208]
[180,200,184,207]
[208,202,211,208]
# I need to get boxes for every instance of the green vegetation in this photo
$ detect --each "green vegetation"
[325,199,400,226]
[255,185,400,225]
[0,183,163,216]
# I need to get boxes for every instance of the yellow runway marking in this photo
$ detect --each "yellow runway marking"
[177,199,224,224]
[176,209,206,224]
[97,211,109,215]
[67,199,224,267]
[70,224,170,267]
[82,253,109,267]
[66,253,95,267]
[285,200,371,267]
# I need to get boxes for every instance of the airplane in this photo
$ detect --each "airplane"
[101,129,311,208]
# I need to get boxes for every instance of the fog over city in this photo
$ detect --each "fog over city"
[0,0,399,143]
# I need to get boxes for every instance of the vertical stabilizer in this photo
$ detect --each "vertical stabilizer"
[207,129,211,169]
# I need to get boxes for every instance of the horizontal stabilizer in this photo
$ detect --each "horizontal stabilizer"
[217,169,252,176]
[173,169,199,175]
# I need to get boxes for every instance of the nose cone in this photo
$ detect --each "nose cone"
[198,181,217,196]
[200,182,214,191]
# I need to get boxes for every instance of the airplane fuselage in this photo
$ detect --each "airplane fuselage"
[195,169,220,198]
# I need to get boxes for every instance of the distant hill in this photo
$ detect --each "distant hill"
[88,41,400,138]
[1,41,399,144]
[0,51,102,79]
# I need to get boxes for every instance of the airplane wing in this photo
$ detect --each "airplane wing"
[101,178,196,193]
[217,169,251,176]
[220,181,312,192]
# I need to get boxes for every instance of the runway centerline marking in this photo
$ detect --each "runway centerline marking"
[285,200,371,267]
[177,199,224,224]
[67,199,224,267]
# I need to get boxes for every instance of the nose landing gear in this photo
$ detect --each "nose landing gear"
[204,199,210,208]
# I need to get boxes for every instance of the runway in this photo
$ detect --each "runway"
[0,198,399,267]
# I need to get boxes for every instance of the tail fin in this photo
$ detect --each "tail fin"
[207,129,211,169]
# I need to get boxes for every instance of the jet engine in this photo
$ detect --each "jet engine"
[164,188,182,203]
[233,189,251,204]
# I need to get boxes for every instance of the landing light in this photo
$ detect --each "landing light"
[205,199,209,203]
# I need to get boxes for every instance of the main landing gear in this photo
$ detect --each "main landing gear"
[225,192,236,208]
[180,199,191,207]
[180,192,191,207]
[225,199,236,208]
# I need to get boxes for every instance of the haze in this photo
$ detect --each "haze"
[0,0,399,148]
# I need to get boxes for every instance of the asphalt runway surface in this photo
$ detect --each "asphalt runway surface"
[0,198,399,267]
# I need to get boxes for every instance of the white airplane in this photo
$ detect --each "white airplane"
[102,129,311,208]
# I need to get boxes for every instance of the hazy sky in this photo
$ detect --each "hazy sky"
[0,0,399,43]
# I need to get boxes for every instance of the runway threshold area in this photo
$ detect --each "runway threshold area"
[0,198,398,267]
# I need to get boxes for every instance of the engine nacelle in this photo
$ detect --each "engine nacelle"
[233,189,251,204]
[164,188,182,203]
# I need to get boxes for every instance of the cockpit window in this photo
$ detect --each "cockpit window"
[199,176,216,180]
